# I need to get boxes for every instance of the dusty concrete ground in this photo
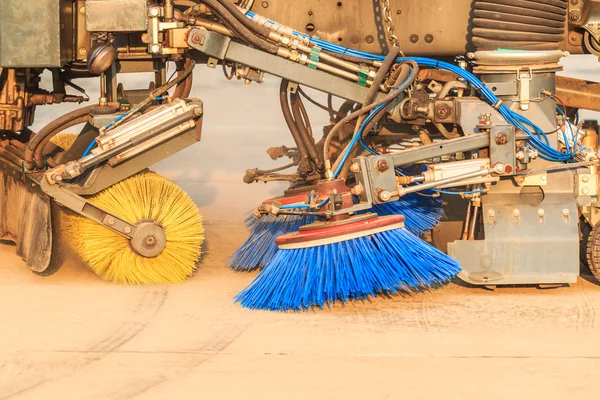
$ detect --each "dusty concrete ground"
[1,221,600,400]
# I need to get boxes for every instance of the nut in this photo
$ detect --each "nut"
[569,10,581,22]
[495,132,508,145]
[435,104,451,119]
[376,159,389,172]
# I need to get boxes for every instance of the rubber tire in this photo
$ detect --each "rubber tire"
[584,219,600,281]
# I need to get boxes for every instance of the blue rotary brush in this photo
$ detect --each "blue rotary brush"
[235,213,460,311]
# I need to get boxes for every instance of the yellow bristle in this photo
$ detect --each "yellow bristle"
[63,171,205,284]
[50,133,79,150]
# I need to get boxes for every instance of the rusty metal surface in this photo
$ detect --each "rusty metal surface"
[0,158,52,272]
[0,0,74,67]
[556,75,600,112]
[256,0,471,56]
[85,0,149,32]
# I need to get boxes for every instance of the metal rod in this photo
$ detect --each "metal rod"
[468,203,479,240]
[461,202,472,240]
[397,168,490,196]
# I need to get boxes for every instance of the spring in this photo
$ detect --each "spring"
[471,0,568,50]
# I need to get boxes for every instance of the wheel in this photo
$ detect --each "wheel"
[584,219,600,281]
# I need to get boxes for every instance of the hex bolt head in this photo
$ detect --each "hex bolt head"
[376,159,389,172]
[350,163,361,173]
[512,209,520,217]
[124,226,132,234]
[537,209,545,217]
[145,236,156,246]
[561,209,570,217]
[150,44,161,53]
[107,217,116,226]
[435,104,450,119]
[150,7,160,17]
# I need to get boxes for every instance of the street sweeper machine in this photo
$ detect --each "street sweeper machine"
[2,0,600,310]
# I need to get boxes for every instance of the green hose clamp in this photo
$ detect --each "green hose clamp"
[358,66,370,86]
[308,46,321,69]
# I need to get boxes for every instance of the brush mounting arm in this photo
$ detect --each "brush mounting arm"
[40,178,137,240]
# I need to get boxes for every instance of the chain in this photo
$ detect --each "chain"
[380,0,403,54]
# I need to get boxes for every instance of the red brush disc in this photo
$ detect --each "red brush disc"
[275,214,406,249]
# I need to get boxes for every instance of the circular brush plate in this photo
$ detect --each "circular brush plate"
[275,214,406,250]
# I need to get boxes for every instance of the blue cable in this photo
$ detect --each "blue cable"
[244,11,579,163]
[82,140,96,157]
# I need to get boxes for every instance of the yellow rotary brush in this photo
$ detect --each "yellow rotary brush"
[63,171,205,284]
[49,133,78,150]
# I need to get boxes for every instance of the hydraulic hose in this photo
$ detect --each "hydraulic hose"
[34,115,91,169]
[280,80,311,174]
[200,0,279,54]
[336,46,399,179]
[25,104,99,170]
[291,92,323,170]
[323,60,419,176]
[331,61,419,177]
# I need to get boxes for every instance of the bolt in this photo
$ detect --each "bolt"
[424,34,434,43]
[150,7,160,17]
[376,159,389,172]
[150,44,161,53]
[512,209,520,217]
[493,163,506,174]
[78,48,86,56]
[308,10,313,16]
[261,1,268,8]
[124,226,132,234]
[145,236,156,246]
[79,6,85,14]
[351,36,360,44]
[541,175,547,182]
[570,10,581,22]
[583,175,590,183]
[487,210,496,217]
[193,107,203,116]
[571,0,579,5]
[562,209,570,217]
[435,104,450,119]
[379,191,392,202]
[409,34,419,44]
[350,163,361,173]
[396,10,401,15]
[107,217,115,226]
[537,209,545,217]
[191,33,204,45]
[495,132,508,145]
[365,35,374,44]
[583,187,590,195]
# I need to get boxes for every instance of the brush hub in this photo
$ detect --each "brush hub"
[275,214,406,250]
[130,220,167,258]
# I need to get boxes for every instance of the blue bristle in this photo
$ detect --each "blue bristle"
[227,213,316,272]
[235,227,461,311]
[371,196,443,235]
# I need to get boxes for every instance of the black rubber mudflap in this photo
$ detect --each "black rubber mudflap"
[0,162,52,273]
